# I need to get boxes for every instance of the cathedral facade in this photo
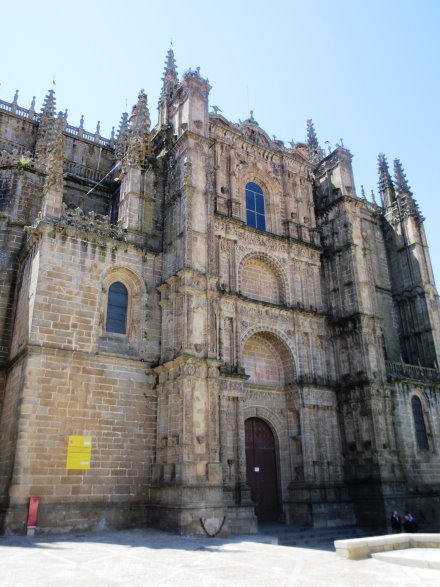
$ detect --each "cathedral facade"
[1,50,440,535]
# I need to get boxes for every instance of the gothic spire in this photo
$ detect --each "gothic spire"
[35,89,58,158]
[393,159,412,195]
[377,153,396,207]
[115,111,129,161]
[121,90,152,167]
[393,158,423,222]
[40,88,56,118]
[307,119,325,165]
[129,89,151,135]
[161,46,179,98]
[117,111,129,139]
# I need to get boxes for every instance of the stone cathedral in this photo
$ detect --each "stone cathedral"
[1,50,440,536]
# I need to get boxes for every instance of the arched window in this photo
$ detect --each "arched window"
[106,281,128,334]
[411,396,429,451]
[245,182,266,231]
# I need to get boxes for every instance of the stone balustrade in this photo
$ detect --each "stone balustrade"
[64,161,113,186]
[0,98,113,148]
[65,123,113,147]
[385,360,440,383]
[0,99,38,120]
[0,138,27,156]
[285,219,321,246]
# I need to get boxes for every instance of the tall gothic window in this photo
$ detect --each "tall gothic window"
[245,182,266,231]
[411,396,429,451]
[106,281,128,334]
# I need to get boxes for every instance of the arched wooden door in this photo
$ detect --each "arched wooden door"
[245,417,280,524]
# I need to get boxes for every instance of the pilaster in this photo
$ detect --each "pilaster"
[151,356,227,535]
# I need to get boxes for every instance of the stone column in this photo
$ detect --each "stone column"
[229,149,240,219]
[236,396,246,484]
[219,393,229,483]
[215,143,221,197]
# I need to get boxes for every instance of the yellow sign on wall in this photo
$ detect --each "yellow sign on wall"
[66,436,92,470]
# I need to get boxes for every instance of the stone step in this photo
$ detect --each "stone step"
[258,525,383,549]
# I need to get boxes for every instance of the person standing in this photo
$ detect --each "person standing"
[390,511,402,532]
[403,513,418,533]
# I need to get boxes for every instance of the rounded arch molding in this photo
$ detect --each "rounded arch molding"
[243,406,285,442]
[409,388,431,409]
[98,265,146,345]
[238,169,279,200]
[238,169,281,232]
[238,251,289,305]
[240,326,297,384]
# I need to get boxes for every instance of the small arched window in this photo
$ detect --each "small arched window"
[411,396,429,451]
[106,281,128,334]
[245,182,266,231]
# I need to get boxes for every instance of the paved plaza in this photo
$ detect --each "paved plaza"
[0,528,439,586]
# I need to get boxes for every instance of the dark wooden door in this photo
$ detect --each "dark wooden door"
[245,418,280,523]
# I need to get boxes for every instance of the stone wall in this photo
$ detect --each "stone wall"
[3,347,155,533]
[0,216,162,533]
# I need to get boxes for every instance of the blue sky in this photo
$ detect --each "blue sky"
[2,0,440,282]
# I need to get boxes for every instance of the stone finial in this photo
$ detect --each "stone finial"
[96,121,101,135]
[361,185,366,200]
[12,89,19,104]
[64,109,68,121]
[79,114,84,129]
[241,110,258,127]
[30,96,36,112]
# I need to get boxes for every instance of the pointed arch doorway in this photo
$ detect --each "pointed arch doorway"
[245,417,280,524]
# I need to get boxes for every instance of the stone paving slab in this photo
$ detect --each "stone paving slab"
[1,529,440,587]
[372,548,440,569]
